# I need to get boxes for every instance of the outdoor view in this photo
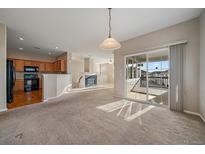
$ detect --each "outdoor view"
[126,50,169,105]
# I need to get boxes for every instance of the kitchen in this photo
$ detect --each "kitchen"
[7,52,69,109]
[6,48,113,110]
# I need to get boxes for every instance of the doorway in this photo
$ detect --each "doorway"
[125,48,169,106]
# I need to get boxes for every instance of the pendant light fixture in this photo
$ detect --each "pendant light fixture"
[99,8,121,50]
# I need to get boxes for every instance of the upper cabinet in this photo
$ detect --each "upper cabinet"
[31,61,40,67]
[14,59,24,72]
[45,62,53,72]
[24,60,32,66]
[39,62,45,72]
[10,58,66,73]
[59,60,66,73]
[53,60,66,73]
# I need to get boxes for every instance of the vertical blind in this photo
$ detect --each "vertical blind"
[169,44,185,112]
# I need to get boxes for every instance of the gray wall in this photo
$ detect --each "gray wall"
[0,23,7,111]
[70,57,84,84]
[98,63,114,85]
[7,50,56,62]
[114,18,200,113]
[84,58,90,72]
[200,10,205,118]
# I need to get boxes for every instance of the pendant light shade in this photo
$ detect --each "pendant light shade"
[99,37,121,50]
[99,8,121,50]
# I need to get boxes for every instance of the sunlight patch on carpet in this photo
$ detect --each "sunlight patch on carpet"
[125,105,155,122]
[96,99,155,122]
[96,99,133,112]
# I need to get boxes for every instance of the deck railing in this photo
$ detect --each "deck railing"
[140,76,169,89]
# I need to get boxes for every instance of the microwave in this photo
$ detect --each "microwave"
[24,66,39,72]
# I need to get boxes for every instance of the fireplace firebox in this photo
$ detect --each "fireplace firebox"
[85,75,97,87]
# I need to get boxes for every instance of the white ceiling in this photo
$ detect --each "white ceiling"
[0,8,203,59]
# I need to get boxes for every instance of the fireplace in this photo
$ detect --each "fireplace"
[85,74,97,87]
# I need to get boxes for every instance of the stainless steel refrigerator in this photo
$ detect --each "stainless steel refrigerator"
[6,60,16,103]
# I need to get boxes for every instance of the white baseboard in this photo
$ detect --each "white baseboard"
[184,110,205,122]
[43,87,112,103]
[113,95,124,98]
[0,108,8,113]
[184,110,200,116]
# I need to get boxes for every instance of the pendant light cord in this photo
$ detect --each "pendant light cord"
[108,8,112,38]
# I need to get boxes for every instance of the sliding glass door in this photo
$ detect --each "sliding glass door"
[125,49,169,106]
[147,51,169,105]
[126,54,147,102]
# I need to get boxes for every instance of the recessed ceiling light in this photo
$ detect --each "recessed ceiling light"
[18,37,24,41]
[18,47,23,51]
[55,46,59,49]
[33,47,40,50]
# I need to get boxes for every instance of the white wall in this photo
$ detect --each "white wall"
[84,57,90,72]
[114,18,200,113]
[0,23,7,111]
[200,10,205,119]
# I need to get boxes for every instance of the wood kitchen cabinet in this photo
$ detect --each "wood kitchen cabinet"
[24,60,32,66]
[59,60,66,72]
[39,62,45,72]
[45,62,53,72]
[14,79,24,91]
[31,61,40,67]
[53,60,66,73]
[9,58,66,73]
[53,61,57,72]
[14,59,24,72]
[39,78,42,89]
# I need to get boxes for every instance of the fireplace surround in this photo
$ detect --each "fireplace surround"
[85,74,97,87]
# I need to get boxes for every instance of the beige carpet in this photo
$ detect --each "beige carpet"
[0,88,205,144]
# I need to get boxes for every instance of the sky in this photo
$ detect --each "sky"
[141,60,169,72]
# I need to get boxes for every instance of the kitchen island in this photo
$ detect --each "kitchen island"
[42,74,72,101]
